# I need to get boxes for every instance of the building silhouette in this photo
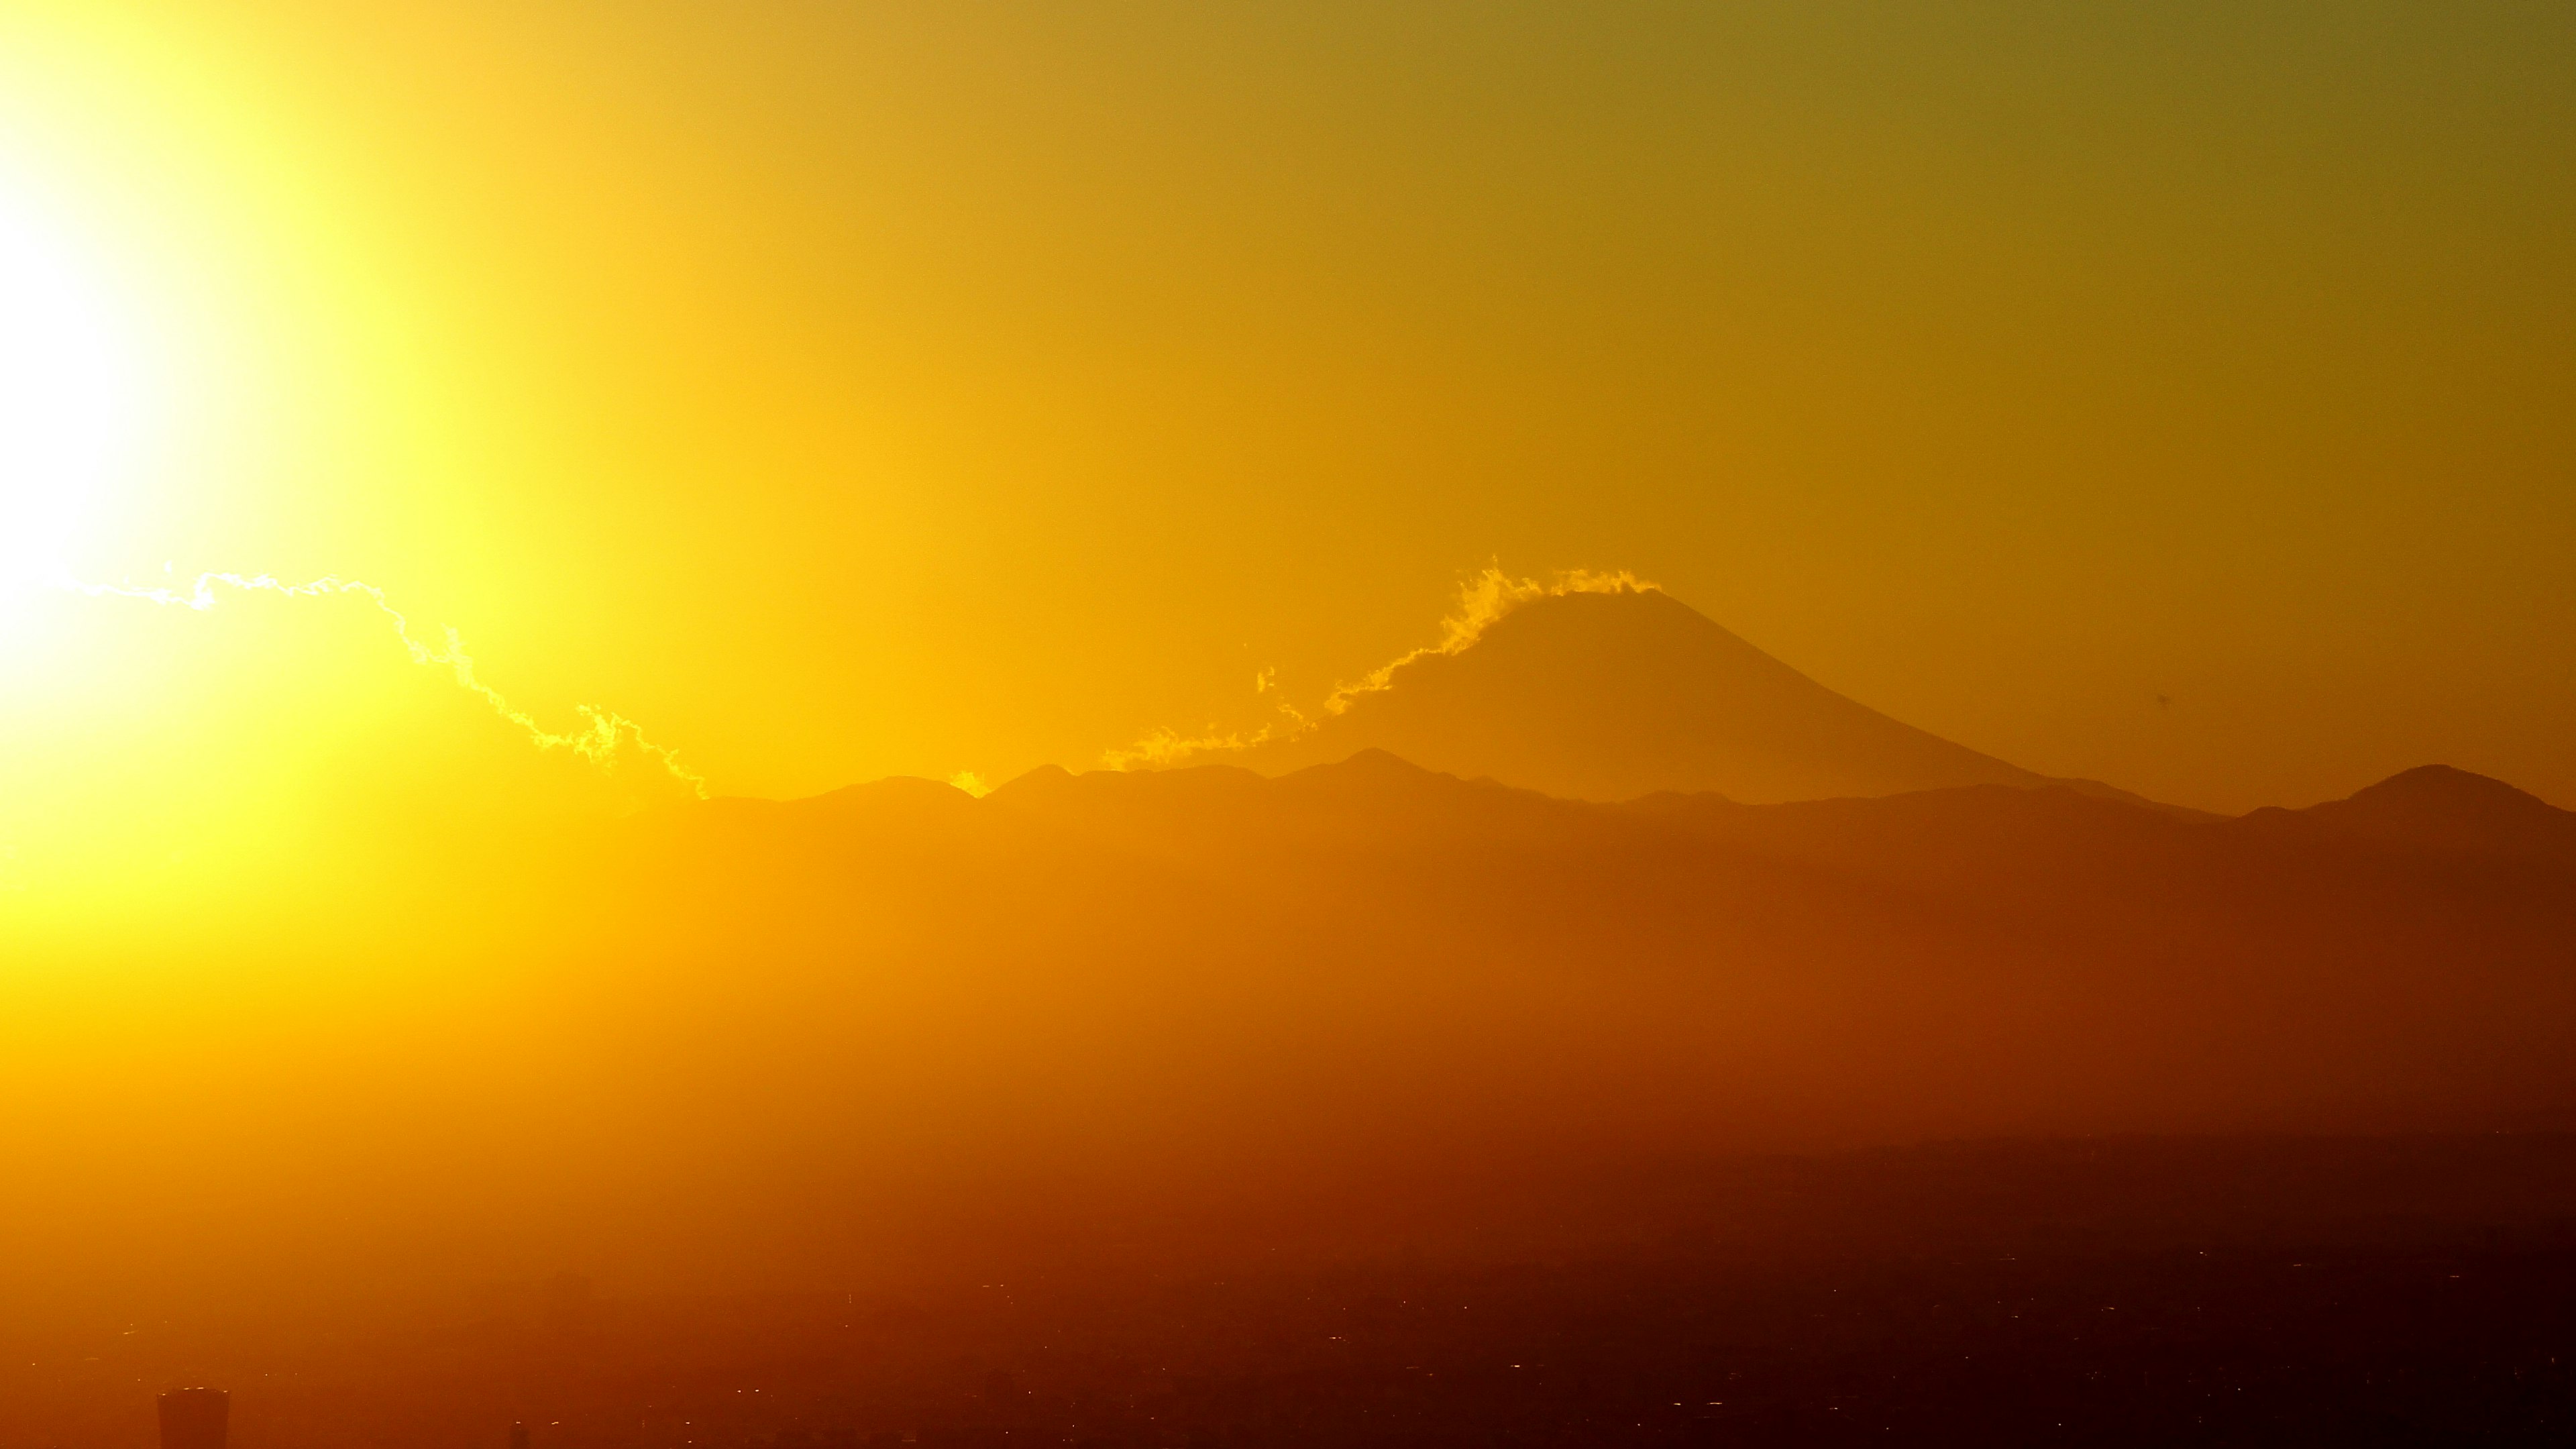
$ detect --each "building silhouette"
[157,1389,227,1449]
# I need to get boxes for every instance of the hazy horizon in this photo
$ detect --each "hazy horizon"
[1,0,2571,820]
[5,5,2574,1446]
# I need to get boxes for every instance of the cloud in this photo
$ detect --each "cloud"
[69,571,708,798]
[1317,566,1655,716]
[1097,716,1303,772]
[1100,566,1656,771]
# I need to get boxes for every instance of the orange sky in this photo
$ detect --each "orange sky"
[8,10,2576,1387]
[0,0,2569,821]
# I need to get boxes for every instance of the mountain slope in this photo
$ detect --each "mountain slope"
[1234,588,2114,805]
[2298,764,2576,866]
[598,753,2576,1160]
[18,751,2575,1322]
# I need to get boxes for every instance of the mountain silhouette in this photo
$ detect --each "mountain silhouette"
[21,747,2576,1344]
[585,751,2576,1177]
[2286,764,2576,867]
[1233,587,2178,808]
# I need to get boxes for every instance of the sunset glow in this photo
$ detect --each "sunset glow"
[0,174,144,598]
[5,7,2574,1448]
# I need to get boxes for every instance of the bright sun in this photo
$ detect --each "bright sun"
[0,182,142,593]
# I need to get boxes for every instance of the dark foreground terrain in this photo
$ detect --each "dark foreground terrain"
[18,1136,2576,1449]
[15,741,2576,1448]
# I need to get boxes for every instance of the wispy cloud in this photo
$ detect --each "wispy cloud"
[1316,566,1654,717]
[70,570,708,798]
[1100,566,1656,771]
[1096,711,1307,773]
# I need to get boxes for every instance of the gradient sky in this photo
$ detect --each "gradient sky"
[1,0,2569,814]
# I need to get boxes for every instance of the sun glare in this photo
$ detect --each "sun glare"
[0,176,145,603]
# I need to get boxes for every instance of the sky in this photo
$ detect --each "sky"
[0,0,2568,820]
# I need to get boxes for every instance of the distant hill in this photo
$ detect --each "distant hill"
[1228,586,2182,809]
[19,747,2576,1320]
[614,753,2576,1174]
[2258,763,2576,868]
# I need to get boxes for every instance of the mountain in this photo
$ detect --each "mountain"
[598,753,2576,1173]
[19,747,2576,1335]
[2283,764,2576,867]
[1230,587,2180,808]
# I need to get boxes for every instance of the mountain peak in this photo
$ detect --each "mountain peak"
[1309,746,1442,777]
[1234,585,2043,804]
[2301,764,2575,863]
[988,762,1076,800]
[2349,764,2553,809]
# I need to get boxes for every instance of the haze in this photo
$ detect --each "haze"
[0,0,2569,814]
[5,5,2576,1448]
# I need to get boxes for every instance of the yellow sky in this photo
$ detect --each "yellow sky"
[1,0,2570,820]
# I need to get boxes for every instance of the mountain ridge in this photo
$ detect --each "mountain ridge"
[1177,586,2207,815]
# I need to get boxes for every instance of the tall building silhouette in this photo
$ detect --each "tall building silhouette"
[157,1388,227,1449]
[511,1423,531,1449]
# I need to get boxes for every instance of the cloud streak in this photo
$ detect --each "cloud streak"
[1101,566,1655,771]
[70,571,708,798]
